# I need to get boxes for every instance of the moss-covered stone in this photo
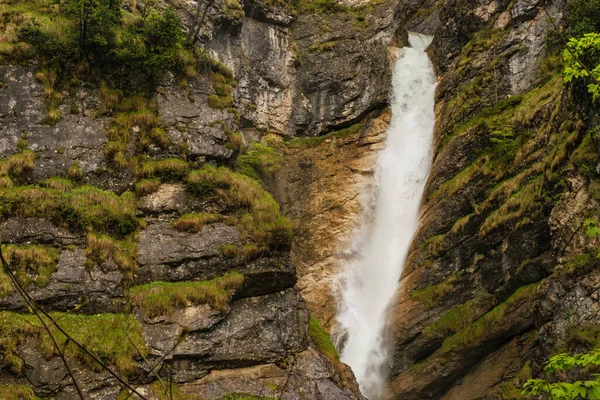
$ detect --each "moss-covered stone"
[128,272,244,318]
[0,244,60,296]
[308,316,339,361]
[0,311,147,375]
[0,185,140,237]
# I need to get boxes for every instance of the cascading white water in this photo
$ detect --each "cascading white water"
[335,33,437,399]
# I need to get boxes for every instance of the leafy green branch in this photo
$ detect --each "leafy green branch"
[522,349,600,399]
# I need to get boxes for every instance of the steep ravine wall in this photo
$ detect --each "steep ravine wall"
[385,0,600,398]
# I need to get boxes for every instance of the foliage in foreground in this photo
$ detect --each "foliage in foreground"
[522,349,600,399]
[563,33,600,100]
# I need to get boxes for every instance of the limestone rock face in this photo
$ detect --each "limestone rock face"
[270,110,389,331]
[190,0,404,136]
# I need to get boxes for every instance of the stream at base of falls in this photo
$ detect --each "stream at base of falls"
[334,33,437,399]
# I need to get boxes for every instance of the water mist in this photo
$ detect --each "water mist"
[335,33,437,399]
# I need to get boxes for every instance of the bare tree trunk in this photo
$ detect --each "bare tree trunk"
[187,0,216,44]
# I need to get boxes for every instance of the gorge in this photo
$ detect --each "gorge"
[0,0,599,398]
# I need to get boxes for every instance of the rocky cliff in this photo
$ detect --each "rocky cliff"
[1,0,599,398]
[385,0,600,398]
[0,0,405,398]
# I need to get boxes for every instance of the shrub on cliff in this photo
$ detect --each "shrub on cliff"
[563,33,600,101]
[186,165,293,251]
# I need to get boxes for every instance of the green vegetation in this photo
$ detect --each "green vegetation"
[85,233,138,282]
[0,244,60,296]
[220,244,239,259]
[0,385,41,400]
[308,40,338,53]
[136,158,189,180]
[560,324,600,354]
[172,213,227,232]
[186,164,293,251]
[0,311,147,375]
[236,142,282,180]
[135,178,161,196]
[147,381,199,400]
[522,348,600,399]
[42,177,74,191]
[308,316,339,361]
[222,0,244,19]
[567,0,600,39]
[206,63,236,111]
[411,272,463,309]
[102,91,163,168]
[0,185,139,236]
[421,297,488,339]
[440,283,539,353]
[478,177,543,236]
[563,33,600,100]
[0,151,37,184]
[67,161,83,180]
[128,272,244,318]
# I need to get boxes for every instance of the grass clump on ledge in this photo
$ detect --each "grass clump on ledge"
[85,234,138,282]
[0,311,147,375]
[0,384,41,400]
[172,213,226,233]
[0,244,60,297]
[308,316,339,361]
[135,178,161,196]
[129,272,244,318]
[0,151,37,184]
[136,158,189,180]
[235,142,282,180]
[185,164,293,251]
[287,121,364,148]
[0,185,139,237]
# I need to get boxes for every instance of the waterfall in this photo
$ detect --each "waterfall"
[334,33,437,399]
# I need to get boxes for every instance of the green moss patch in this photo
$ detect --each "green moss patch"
[235,142,282,180]
[85,233,138,282]
[0,311,147,375]
[0,185,139,237]
[411,272,463,309]
[0,384,41,400]
[0,244,60,297]
[186,165,293,251]
[308,316,339,361]
[422,297,490,339]
[128,272,244,318]
[440,282,540,353]
[287,122,364,148]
